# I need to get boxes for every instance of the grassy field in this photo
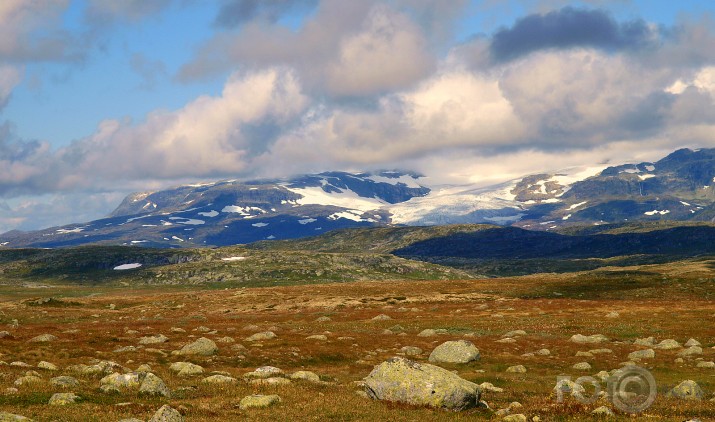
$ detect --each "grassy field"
[0,258,714,421]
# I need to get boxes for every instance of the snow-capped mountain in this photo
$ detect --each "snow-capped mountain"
[4,148,715,249]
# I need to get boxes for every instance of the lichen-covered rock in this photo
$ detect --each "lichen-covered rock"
[245,331,276,342]
[502,415,527,422]
[244,366,284,379]
[13,375,42,387]
[0,412,33,421]
[628,349,655,360]
[100,372,142,393]
[169,362,204,377]
[400,346,423,356]
[239,394,281,410]
[148,405,183,422]
[506,365,527,373]
[175,337,217,356]
[678,346,703,357]
[48,392,79,406]
[37,361,58,371]
[139,334,169,345]
[428,340,480,364]
[570,334,608,344]
[201,375,237,384]
[364,357,481,411]
[572,362,591,371]
[28,334,57,343]
[668,380,705,400]
[139,373,170,397]
[50,376,80,389]
[250,377,291,386]
[289,371,321,383]
[655,339,681,350]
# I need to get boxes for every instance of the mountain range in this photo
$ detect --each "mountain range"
[3,147,715,249]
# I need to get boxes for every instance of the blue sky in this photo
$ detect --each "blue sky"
[0,0,714,232]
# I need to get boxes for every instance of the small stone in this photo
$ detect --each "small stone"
[245,331,276,342]
[503,330,527,337]
[48,392,79,406]
[591,406,614,416]
[634,337,655,346]
[201,375,237,384]
[575,351,593,357]
[28,334,57,343]
[371,314,392,321]
[315,316,332,322]
[289,371,321,383]
[570,334,608,344]
[250,377,291,386]
[655,339,681,350]
[244,366,284,379]
[536,349,551,356]
[428,340,480,364]
[479,382,503,393]
[685,338,701,347]
[572,362,591,371]
[0,412,33,421]
[169,362,204,377]
[678,346,703,357]
[400,346,423,356]
[50,376,80,389]
[502,414,527,422]
[605,311,620,318]
[148,405,184,422]
[139,334,169,345]
[506,365,527,373]
[496,338,517,343]
[696,361,715,368]
[628,349,655,360]
[14,376,42,387]
[175,337,218,356]
[238,394,281,410]
[306,334,327,341]
[37,361,58,371]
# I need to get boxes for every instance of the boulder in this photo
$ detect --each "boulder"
[428,340,480,364]
[570,334,608,344]
[48,392,79,406]
[245,331,276,342]
[289,371,321,383]
[506,365,527,373]
[201,375,237,384]
[139,334,169,345]
[628,349,655,360]
[239,394,281,410]
[28,334,57,343]
[148,405,183,422]
[175,338,218,356]
[0,412,33,421]
[50,376,80,389]
[139,373,170,397]
[169,362,203,377]
[244,366,284,379]
[668,380,705,400]
[655,339,681,350]
[364,357,481,411]
[100,372,142,393]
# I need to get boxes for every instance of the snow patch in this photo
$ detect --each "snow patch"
[114,263,142,270]
[251,222,269,227]
[298,218,317,224]
[198,210,219,217]
[638,174,655,180]
[644,209,670,216]
[568,201,588,210]
[285,185,387,212]
[365,174,422,189]
[680,201,691,206]
[169,217,205,225]
[221,256,246,262]
[171,236,184,242]
[562,214,572,220]
[56,227,84,234]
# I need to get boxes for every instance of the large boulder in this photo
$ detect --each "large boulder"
[668,380,705,400]
[169,362,204,377]
[100,372,142,393]
[570,334,608,344]
[428,340,480,364]
[175,338,218,356]
[239,394,281,410]
[139,373,170,397]
[364,357,481,411]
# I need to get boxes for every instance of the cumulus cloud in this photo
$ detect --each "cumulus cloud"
[179,1,436,97]
[490,7,658,62]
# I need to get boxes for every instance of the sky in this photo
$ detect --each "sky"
[1,0,714,233]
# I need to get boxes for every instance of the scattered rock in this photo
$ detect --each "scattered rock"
[244,366,284,379]
[678,346,703,357]
[479,382,503,393]
[139,334,169,345]
[371,314,392,321]
[685,338,701,347]
[628,349,655,360]
[50,376,80,389]
[315,316,332,322]
[536,349,551,356]
[400,346,422,356]
[289,371,321,383]
[634,337,655,347]
[502,414,527,422]
[148,405,184,422]
[668,380,705,400]
[605,311,620,318]
[570,334,608,344]
[169,362,204,377]
[306,334,327,341]
[28,334,57,343]
[575,351,593,357]
[175,337,218,356]
[202,375,237,384]
[37,361,58,371]
[572,362,591,371]
[0,412,33,421]
[591,406,614,416]
[48,392,79,406]
[428,340,481,364]
[239,394,281,410]
[100,372,142,393]
[655,339,681,350]
[139,373,170,397]
[696,361,715,368]
[250,377,291,386]
[364,357,481,411]
[506,365,527,373]
[503,330,527,337]
[245,331,276,342]
[14,376,42,387]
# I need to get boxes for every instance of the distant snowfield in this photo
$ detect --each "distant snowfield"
[221,256,247,262]
[285,184,387,212]
[113,263,142,270]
